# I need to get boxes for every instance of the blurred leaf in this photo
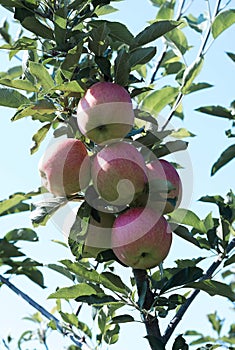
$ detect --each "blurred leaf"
[60,312,78,327]
[212,9,235,39]
[75,293,120,305]
[154,140,188,157]
[187,280,235,301]
[165,27,189,55]
[30,123,51,155]
[30,197,67,226]
[5,228,38,242]
[29,62,54,92]
[181,57,204,94]
[95,5,118,16]
[155,0,175,20]
[171,128,196,138]
[169,209,206,233]
[0,87,29,108]
[211,144,235,175]
[196,105,235,120]
[95,56,112,79]
[129,47,156,67]
[132,20,179,48]
[0,238,24,258]
[0,191,39,216]
[141,86,178,115]
[144,335,165,350]
[184,13,207,33]
[114,48,130,86]
[224,253,235,267]
[110,315,135,324]
[208,312,223,336]
[160,267,203,293]
[48,283,100,299]
[12,266,45,288]
[88,23,110,56]
[0,78,39,92]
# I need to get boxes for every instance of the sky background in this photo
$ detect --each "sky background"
[0,1,235,349]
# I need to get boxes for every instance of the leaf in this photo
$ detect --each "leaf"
[89,20,134,45]
[144,335,165,350]
[169,208,206,233]
[181,56,204,94]
[5,228,38,242]
[29,62,54,92]
[0,87,29,108]
[0,192,33,215]
[0,238,24,258]
[47,264,75,281]
[13,267,45,288]
[208,312,223,336]
[224,253,235,267]
[141,86,178,115]
[171,128,196,138]
[30,197,67,226]
[129,47,157,67]
[89,23,110,56]
[95,5,118,16]
[48,283,99,299]
[196,105,234,120]
[186,82,213,94]
[212,9,235,39]
[165,27,189,55]
[170,223,201,248]
[153,140,188,157]
[187,280,235,302]
[60,312,78,327]
[53,81,84,93]
[0,78,39,92]
[172,334,189,350]
[61,260,130,295]
[95,56,112,79]
[160,267,203,294]
[16,15,54,40]
[114,48,130,86]
[30,123,51,155]
[227,51,235,63]
[211,144,235,175]
[110,315,135,324]
[132,20,179,48]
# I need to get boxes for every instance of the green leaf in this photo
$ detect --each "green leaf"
[153,140,188,158]
[52,81,84,93]
[212,9,235,39]
[114,48,130,86]
[48,283,99,299]
[30,197,67,226]
[211,144,235,175]
[208,312,223,336]
[129,47,157,67]
[29,62,54,92]
[75,294,120,306]
[95,56,112,79]
[110,315,135,324]
[170,223,201,248]
[186,82,213,94]
[0,238,24,258]
[169,208,206,233]
[171,128,196,138]
[173,334,189,350]
[94,5,118,16]
[227,51,235,63]
[60,44,83,79]
[132,20,179,48]
[5,228,38,242]
[160,267,203,293]
[60,312,78,327]
[47,264,75,281]
[144,335,165,350]
[181,56,204,94]
[30,123,51,155]
[13,267,45,288]
[187,280,235,302]
[165,27,189,55]
[0,192,31,215]
[141,86,178,115]
[155,1,175,20]
[196,105,234,120]
[54,8,67,48]
[88,23,110,56]
[0,87,29,108]
[0,78,39,92]
[17,15,54,40]
[61,260,131,295]
[224,253,235,267]
[89,20,134,45]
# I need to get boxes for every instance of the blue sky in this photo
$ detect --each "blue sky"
[0,1,235,349]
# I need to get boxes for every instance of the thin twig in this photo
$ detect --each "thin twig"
[0,274,92,350]
[162,238,235,345]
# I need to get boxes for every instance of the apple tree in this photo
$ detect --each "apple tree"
[0,1,235,349]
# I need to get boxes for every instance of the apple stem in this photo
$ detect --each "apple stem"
[132,269,164,349]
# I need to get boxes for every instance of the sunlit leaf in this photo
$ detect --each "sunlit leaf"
[48,283,100,299]
[212,9,235,39]
[211,144,235,175]
[160,267,203,293]
[181,56,204,94]
[165,27,189,55]
[30,123,51,155]
[169,208,206,233]
[196,105,234,120]
[141,86,178,115]
[5,228,38,242]
[29,62,54,92]
[187,280,235,301]
[0,87,29,108]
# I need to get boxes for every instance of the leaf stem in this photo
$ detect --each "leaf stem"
[162,237,235,345]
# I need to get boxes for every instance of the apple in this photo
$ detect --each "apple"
[39,138,91,197]
[76,82,134,144]
[91,141,147,206]
[82,210,115,258]
[111,207,172,269]
[146,159,182,214]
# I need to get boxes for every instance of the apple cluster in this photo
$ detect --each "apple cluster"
[39,82,182,270]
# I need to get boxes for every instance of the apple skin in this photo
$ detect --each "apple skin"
[82,211,115,258]
[38,138,91,197]
[76,82,134,144]
[91,141,147,206]
[146,159,182,214]
[111,207,172,269]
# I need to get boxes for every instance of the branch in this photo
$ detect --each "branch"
[133,269,163,350]
[0,275,92,350]
[162,237,235,345]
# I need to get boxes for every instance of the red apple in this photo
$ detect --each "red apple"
[91,141,147,206]
[82,210,115,258]
[112,207,172,269]
[76,82,134,144]
[39,138,91,197]
[146,159,182,214]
